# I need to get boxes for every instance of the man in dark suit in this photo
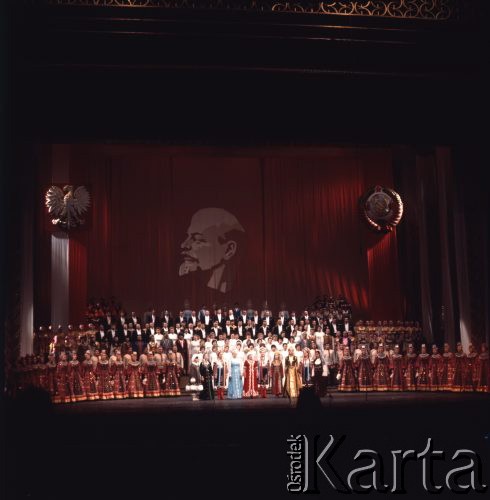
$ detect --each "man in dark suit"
[176,333,189,374]
[272,319,284,338]
[161,333,173,353]
[232,303,241,320]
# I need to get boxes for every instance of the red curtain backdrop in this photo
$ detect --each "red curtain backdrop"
[39,145,402,321]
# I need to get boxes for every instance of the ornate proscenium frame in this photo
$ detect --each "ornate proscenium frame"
[45,0,456,21]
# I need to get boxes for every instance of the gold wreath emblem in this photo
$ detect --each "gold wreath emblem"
[360,185,403,232]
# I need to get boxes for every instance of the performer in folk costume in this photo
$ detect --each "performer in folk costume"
[476,343,489,393]
[162,352,181,396]
[126,352,144,398]
[81,350,99,401]
[257,347,269,398]
[68,352,86,402]
[283,347,302,400]
[227,350,243,399]
[110,350,128,399]
[35,356,48,393]
[404,344,417,391]
[440,342,454,391]
[270,351,284,397]
[189,355,202,385]
[243,353,259,398]
[311,349,325,397]
[464,344,478,392]
[213,351,226,400]
[373,344,390,391]
[429,344,443,391]
[54,352,71,404]
[142,352,161,397]
[301,348,312,386]
[416,344,430,391]
[199,352,215,400]
[356,345,374,392]
[95,351,114,400]
[390,345,405,391]
[338,346,357,392]
[46,353,58,402]
[452,343,466,393]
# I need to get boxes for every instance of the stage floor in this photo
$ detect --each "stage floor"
[51,391,490,414]
[5,390,489,500]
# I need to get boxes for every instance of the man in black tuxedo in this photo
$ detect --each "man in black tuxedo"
[189,310,198,326]
[96,325,107,344]
[129,311,140,328]
[107,324,118,345]
[211,321,222,338]
[161,310,172,327]
[261,312,274,329]
[177,310,187,326]
[201,309,212,333]
[285,319,295,340]
[213,309,225,329]
[101,311,113,330]
[259,320,270,338]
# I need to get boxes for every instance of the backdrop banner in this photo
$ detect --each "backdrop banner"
[38,145,402,321]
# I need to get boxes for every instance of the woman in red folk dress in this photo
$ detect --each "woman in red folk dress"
[404,344,417,391]
[452,342,466,392]
[429,345,443,392]
[81,350,99,401]
[464,344,478,392]
[162,352,181,396]
[95,351,114,400]
[390,345,405,391]
[270,352,284,397]
[111,350,128,400]
[68,352,87,402]
[243,353,259,398]
[142,352,161,398]
[440,342,454,391]
[356,345,374,392]
[126,352,144,398]
[46,353,58,402]
[476,343,489,393]
[35,356,49,392]
[339,346,357,392]
[373,344,390,391]
[54,352,72,404]
[416,344,431,392]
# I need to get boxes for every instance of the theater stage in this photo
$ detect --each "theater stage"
[49,391,490,414]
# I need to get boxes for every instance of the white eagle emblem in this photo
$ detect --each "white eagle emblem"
[45,185,91,229]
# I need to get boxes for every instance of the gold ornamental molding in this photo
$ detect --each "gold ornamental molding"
[45,0,456,21]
